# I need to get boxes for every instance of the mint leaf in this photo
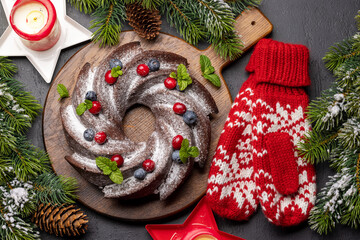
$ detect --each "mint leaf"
[199,55,221,87]
[96,157,123,184]
[175,64,192,91]
[188,146,200,157]
[111,66,123,78]
[96,157,111,170]
[179,139,190,164]
[110,161,118,171]
[57,84,69,100]
[170,72,177,79]
[181,138,189,149]
[110,170,123,184]
[76,103,87,116]
[84,99,93,109]
[76,100,93,116]
[178,80,188,91]
[204,66,215,75]
[200,55,212,73]
[177,64,187,79]
[204,74,221,87]
[179,152,190,164]
[103,167,112,175]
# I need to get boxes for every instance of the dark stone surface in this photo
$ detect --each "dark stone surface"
[1,0,360,239]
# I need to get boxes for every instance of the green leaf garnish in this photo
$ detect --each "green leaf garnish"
[96,157,123,184]
[76,100,93,116]
[200,55,221,88]
[169,64,193,91]
[204,74,221,87]
[57,84,69,101]
[84,99,92,109]
[110,171,123,184]
[179,138,199,164]
[76,103,87,116]
[200,55,212,73]
[188,146,200,157]
[111,66,123,78]
[170,72,177,79]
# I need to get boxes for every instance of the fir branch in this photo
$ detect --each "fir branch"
[90,1,126,47]
[0,122,16,156]
[161,0,206,46]
[0,57,17,78]
[193,0,235,39]
[4,137,51,182]
[211,31,243,60]
[323,37,359,72]
[297,130,338,164]
[345,89,360,116]
[225,0,262,15]
[338,118,360,150]
[0,212,39,240]
[334,58,360,88]
[341,197,360,229]
[309,169,357,234]
[67,0,97,14]
[0,159,13,184]
[0,77,42,135]
[33,173,78,205]
[0,180,40,240]
[307,85,347,132]
[308,206,335,235]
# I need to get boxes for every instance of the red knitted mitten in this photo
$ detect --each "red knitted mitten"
[249,39,316,226]
[206,74,258,221]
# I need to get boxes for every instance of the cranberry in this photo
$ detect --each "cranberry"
[142,159,155,172]
[173,102,187,115]
[172,135,184,150]
[164,77,177,89]
[89,101,102,114]
[111,155,124,167]
[95,131,107,144]
[137,64,149,77]
[105,70,117,85]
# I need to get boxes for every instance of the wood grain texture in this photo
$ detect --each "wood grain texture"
[42,8,272,221]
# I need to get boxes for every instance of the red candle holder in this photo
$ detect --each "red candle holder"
[146,197,245,240]
[9,0,61,51]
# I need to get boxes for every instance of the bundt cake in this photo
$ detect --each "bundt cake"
[60,41,218,200]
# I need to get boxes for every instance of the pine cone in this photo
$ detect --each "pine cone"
[126,3,162,40]
[32,203,88,237]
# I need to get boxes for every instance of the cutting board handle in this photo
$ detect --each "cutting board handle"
[202,8,273,71]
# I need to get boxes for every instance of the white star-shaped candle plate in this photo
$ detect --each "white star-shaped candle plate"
[0,0,92,83]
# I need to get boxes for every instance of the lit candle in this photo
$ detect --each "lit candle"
[9,0,61,51]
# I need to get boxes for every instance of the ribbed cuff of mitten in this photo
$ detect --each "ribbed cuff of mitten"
[245,38,311,87]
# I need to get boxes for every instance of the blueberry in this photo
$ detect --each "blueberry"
[172,150,182,164]
[85,91,97,101]
[83,129,95,141]
[183,111,197,125]
[147,59,160,72]
[134,168,147,180]
[109,59,123,69]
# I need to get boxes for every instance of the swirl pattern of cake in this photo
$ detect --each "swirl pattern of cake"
[60,42,218,200]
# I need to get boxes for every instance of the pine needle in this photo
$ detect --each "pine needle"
[67,0,97,14]
[90,1,126,47]
[0,57,17,78]
[33,173,78,205]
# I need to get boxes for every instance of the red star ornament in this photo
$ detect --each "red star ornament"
[146,197,245,240]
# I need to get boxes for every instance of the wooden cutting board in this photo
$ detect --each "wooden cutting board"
[43,8,272,221]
